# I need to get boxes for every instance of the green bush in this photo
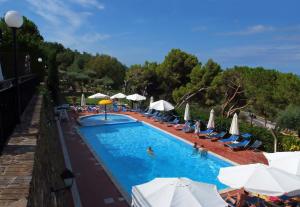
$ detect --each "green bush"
[280,135,300,151]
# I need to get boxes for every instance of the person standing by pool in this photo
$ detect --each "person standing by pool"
[194,120,201,135]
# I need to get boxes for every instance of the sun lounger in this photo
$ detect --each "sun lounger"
[146,111,159,117]
[167,117,180,126]
[205,132,227,139]
[218,134,239,143]
[226,139,251,150]
[199,128,214,135]
[248,140,262,151]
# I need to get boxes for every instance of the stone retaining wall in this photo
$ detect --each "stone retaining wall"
[0,95,70,207]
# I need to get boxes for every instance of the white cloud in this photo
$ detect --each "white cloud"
[25,0,108,50]
[221,24,274,36]
[210,44,300,70]
[71,0,105,10]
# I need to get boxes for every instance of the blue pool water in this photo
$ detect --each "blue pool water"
[78,115,232,197]
[79,114,136,126]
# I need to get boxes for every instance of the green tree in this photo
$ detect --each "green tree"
[277,105,300,137]
[156,49,199,98]
[86,54,126,89]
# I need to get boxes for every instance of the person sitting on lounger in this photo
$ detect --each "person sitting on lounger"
[225,188,248,207]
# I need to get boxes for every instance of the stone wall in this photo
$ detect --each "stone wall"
[0,94,71,207]
[27,96,70,207]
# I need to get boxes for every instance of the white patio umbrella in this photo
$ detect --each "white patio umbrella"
[110,93,126,99]
[149,96,154,105]
[132,177,227,207]
[264,151,300,176]
[126,93,146,101]
[80,93,86,106]
[88,93,108,99]
[184,103,190,121]
[0,63,4,81]
[229,113,239,135]
[207,109,215,129]
[150,100,174,111]
[218,163,300,196]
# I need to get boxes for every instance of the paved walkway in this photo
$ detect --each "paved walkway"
[62,111,267,207]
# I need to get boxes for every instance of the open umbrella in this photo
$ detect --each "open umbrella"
[207,109,215,129]
[218,163,300,196]
[150,100,174,111]
[80,93,86,106]
[132,177,227,207]
[184,103,190,121]
[126,93,146,101]
[98,99,112,120]
[88,93,108,99]
[229,113,239,135]
[110,93,126,99]
[126,94,146,110]
[264,151,300,176]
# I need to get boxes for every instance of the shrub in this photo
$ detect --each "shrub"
[280,135,300,151]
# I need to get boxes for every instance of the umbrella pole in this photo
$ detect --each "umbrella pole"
[105,105,107,120]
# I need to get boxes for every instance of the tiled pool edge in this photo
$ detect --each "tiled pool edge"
[76,128,132,204]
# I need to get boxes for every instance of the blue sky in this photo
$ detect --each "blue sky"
[1,0,300,74]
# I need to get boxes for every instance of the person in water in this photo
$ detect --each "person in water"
[147,146,154,156]
[193,142,199,150]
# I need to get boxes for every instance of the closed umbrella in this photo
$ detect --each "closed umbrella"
[229,113,239,135]
[88,93,108,99]
[150,100,174,111]
[264,151,300,176]
[150,96,154,105]
[132,177,227,207]
[218,163,300,196]
[98,99,112,120]
[184,103,190,121]
[110,93,126,99]
[80,94,86,106]
[207,109,215,129]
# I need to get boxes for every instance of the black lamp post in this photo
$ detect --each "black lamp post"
[5,11,24,124]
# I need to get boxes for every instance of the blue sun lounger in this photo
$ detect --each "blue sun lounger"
[199,128,214,134]
[218,134,239,143]
[206,131,227,139]
[226,139,251,150]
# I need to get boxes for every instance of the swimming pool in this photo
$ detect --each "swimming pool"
[79,114,136,126]
[78,115,232,199]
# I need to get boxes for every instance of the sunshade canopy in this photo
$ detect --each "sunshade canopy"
[229,113,240,135]
[110,93,126,99]
[88,93,108,99]
[98,99,112,105]
[207,109,215,129]
[264,151,300,176]
[218,163,300,196]
[126,93,146,101]
[184,103,190,121]
[80,93,86,106]
[149,100,174,111]
[132,177,227,207]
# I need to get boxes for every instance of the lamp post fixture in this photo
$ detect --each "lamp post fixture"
[5,10,23,124]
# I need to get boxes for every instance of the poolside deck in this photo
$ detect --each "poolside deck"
[62,111,267,207]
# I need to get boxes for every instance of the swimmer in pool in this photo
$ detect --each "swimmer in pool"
[147,146,154,156]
